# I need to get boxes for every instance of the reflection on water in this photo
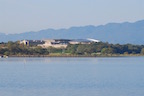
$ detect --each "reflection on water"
[0,57,144,96]
[0,57,98,63]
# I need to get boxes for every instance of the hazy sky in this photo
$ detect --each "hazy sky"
[0,0,144,34]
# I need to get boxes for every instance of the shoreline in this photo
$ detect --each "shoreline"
[6,54,144,58]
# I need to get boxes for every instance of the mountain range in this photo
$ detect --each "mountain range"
[0,20,144,44]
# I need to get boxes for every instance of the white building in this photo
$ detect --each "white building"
[38,39,70,48]
[38,38,100,48]
[20,40,29,46]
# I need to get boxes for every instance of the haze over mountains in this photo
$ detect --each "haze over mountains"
[0,20,144,44]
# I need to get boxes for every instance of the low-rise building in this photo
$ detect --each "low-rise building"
[69,39,92,44]
[20,40,44,46]
[38,39,71,48]
[20,38,100,48]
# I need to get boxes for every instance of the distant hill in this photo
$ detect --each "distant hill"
[0,20,144,44]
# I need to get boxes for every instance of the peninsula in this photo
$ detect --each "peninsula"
[0,39,144,57]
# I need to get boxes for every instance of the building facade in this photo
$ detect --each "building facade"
[20,39,100,48]
[38,39,71,48]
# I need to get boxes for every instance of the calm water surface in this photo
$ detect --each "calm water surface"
[0,57,144,96]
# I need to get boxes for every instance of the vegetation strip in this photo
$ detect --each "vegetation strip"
[0,41,144,57]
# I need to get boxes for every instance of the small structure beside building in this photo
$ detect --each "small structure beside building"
[20,40,29,46]
[20,40,45,46]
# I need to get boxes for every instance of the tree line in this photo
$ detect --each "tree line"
[66,42,144,55]
[0,41,144,56]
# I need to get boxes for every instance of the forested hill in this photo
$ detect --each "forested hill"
[0,20,144,44]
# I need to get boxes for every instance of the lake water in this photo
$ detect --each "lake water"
[0,57,144,96]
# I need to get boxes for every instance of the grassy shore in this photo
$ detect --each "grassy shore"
[8,53,144,57]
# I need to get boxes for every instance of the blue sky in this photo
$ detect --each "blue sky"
[0,0,144,34]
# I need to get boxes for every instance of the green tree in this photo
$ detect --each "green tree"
[101,48,115,54]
